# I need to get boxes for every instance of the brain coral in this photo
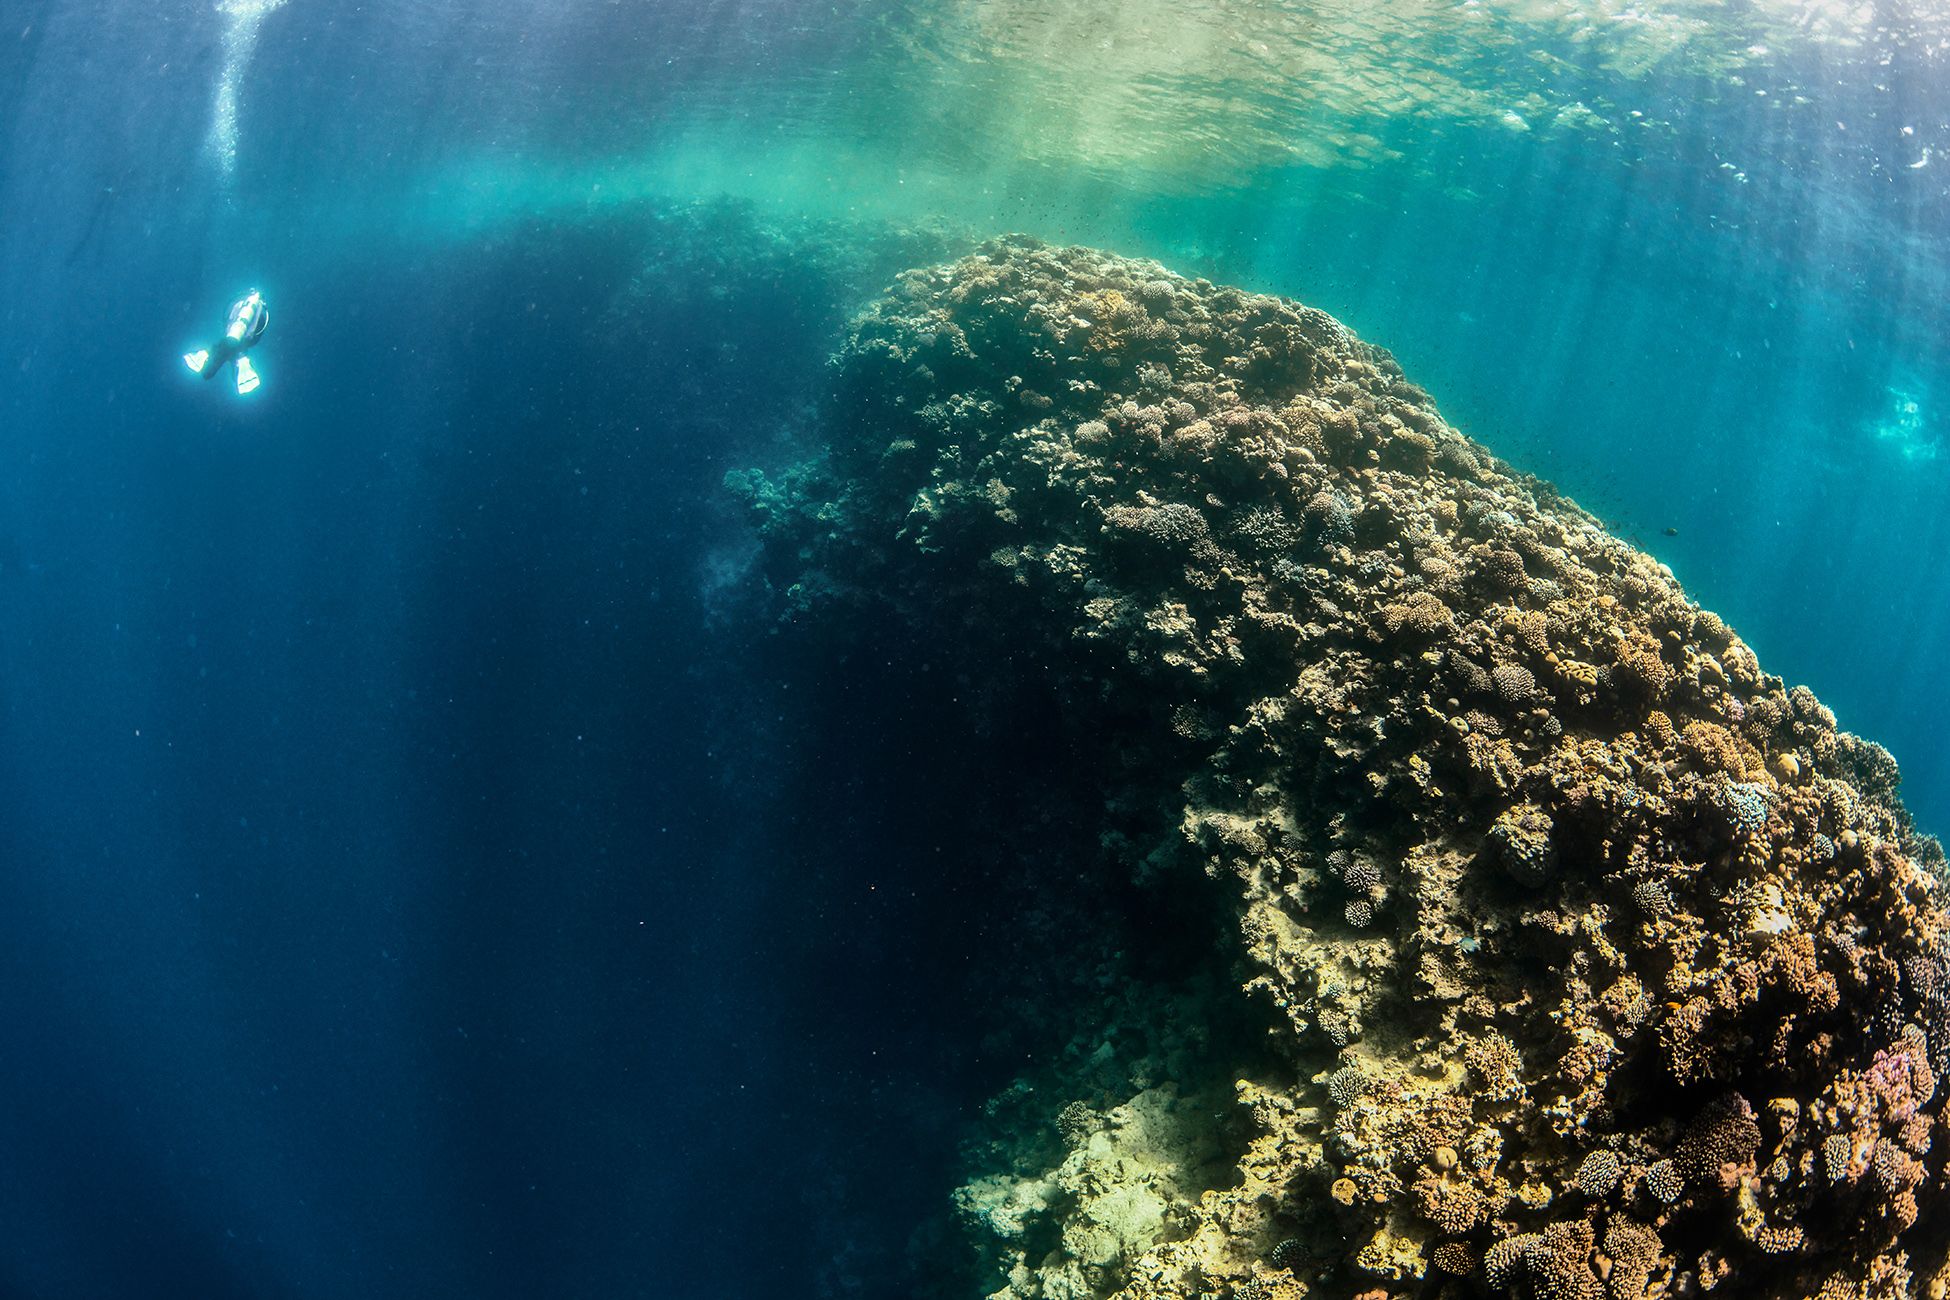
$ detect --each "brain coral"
[734,237,1950,1299]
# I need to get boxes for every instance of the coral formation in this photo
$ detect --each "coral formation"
[957,1081,1231,1300]
[734,237,1950,1298]
[1573,1149,1623,1199]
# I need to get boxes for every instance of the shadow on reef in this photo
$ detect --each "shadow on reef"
[733,583,1281,1299]
[733,237,1950,1300]
[595,196,966,443]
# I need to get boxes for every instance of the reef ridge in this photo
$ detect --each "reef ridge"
[734,237,1950,1300]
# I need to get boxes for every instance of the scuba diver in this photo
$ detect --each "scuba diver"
[183,289,269,394]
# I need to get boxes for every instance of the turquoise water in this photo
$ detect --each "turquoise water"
[1,1,1947,1295]
[15,0,1943,816]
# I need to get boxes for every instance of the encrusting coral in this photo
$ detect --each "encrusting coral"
[732,236,1950,1299]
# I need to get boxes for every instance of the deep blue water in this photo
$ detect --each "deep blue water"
[3,1,1949,1295]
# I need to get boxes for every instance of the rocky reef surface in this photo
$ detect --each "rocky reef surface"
[732,237,1950,1300]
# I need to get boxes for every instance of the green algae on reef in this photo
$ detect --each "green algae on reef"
[734,238,1950,1300]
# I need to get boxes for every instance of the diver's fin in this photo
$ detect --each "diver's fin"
[235,355,260,395]
[184,349,210,374]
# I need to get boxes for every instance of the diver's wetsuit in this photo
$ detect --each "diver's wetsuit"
[198,293,269,380]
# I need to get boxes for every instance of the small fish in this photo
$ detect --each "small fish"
[1662,526,1679,537]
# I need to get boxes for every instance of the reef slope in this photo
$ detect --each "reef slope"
[735,238,1950,1300]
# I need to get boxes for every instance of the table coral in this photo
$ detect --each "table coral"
[735,237,1950,1299]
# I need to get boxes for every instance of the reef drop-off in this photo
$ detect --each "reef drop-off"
[732,237,1950,1300]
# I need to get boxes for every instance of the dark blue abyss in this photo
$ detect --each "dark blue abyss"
[0,8,1019,1299]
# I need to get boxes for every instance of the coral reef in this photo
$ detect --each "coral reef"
[960,1077,1234,1298]
[734,237,1950,1299]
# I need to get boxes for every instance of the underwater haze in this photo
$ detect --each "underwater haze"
[3,1,1949,1297]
